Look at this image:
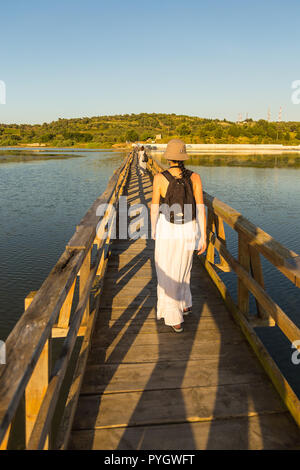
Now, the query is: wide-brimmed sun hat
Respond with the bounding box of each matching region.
[163,139,189,161]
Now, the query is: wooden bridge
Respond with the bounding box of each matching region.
[1,153,300,450]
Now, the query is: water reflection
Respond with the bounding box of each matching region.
[0,150,125,339]
[156,152,300,168]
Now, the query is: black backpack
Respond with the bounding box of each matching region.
[143,152,148,163]
[160,169,196,224]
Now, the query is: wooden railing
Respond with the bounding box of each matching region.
[0,152,133,450]
[147,156,300,427]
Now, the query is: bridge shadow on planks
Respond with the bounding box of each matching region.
[68,159,300,450]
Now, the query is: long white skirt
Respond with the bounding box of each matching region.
[154,214,197,326]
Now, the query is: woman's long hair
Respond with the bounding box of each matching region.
[170,160,190,179]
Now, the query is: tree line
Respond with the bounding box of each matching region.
[1,113,300,147]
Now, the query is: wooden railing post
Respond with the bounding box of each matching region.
[79,249,91,326]
[237,233,251,317]
[249,246,274,324]
[214,215,231,272]
[206,208,215,264]
[24,291,51,449]
[0,425,11,450]
[56,279,76,329]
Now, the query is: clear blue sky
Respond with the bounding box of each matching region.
[1,0,300,124]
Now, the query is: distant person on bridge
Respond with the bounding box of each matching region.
[138,145,147,176]
[151,139,207,333]
[133,144,139,157]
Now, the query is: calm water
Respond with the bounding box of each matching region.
[0,149,125,339]
[1,152,300,394]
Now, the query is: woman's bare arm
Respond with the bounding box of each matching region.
[191,173,207,255]
[150,173,161,239]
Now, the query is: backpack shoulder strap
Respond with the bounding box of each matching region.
[184,169,193,179]
[161,170,175,183]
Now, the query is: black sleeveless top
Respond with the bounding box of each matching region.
[159,169,196,224]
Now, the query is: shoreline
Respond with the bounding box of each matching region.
[153,152,300,168]
[0,148,128,164]
[2,146,300,168]
[2,143,300,155]
[148,143,300,155]
[0,146,129,152]
[0,152,85,164]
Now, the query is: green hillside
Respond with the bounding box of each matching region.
[1,113,300,148]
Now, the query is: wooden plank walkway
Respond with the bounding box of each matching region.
[68,158,300,450]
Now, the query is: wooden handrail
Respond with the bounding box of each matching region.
[27,234,106,450]
[203,192,300,286]
[147,155,300,427]
[0,152,133,449]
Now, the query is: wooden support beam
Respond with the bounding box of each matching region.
[214,215,231,271]
[56,279,76,329]
[25,292,51,449]
[238,233,251,317]
[249,246,273,323]
[66,225,95,251]
[55,257,109,450]
[203,191,300,287]
[206,209,215,264]
[212,234,299,340]
[0,248,85,447]
[27,240,105,450]
[0,424,10,450]
[198,254,300,428]
[79,249,91,326]
[51,326,86,338]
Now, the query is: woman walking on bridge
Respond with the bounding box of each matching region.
[151,139,207,333]
[138,146,147,176]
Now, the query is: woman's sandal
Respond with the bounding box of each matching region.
[183,306,192,316]
[171,325,183,333]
